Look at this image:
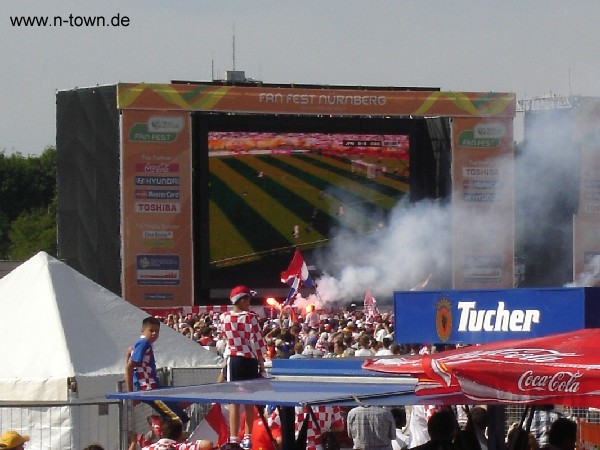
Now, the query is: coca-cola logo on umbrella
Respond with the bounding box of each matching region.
[517,370,582,393]
[363,328,600,408]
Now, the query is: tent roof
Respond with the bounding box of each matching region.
[0,252,221,402]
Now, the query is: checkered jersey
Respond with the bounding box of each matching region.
[270,405,342,450]
[218,310,266,359]
[141,438,206,449]
[131,336,159,391]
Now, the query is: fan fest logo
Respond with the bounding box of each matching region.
[129,116,184,143]
[436,298,453,342]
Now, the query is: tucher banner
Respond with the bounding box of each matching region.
[393,287,600,344]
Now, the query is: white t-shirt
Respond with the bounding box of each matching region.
[407,405,430,448]
[392,429,410,450]
[375,327,389,342]
[354,348,374,357]
[375,348,393,356]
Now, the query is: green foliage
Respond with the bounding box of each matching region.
[0,212,9,257]
[8,204,57,259]
[0,147,56,259]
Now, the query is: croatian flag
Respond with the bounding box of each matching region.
[189,403,230,446]
[280,248,315,305]
[410,273,432,291]
[364,289,378,318]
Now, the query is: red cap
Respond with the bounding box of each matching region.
[230,285,255,304]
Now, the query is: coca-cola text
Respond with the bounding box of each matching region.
[517,370,581,393]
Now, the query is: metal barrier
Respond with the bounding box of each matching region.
[0,401,121,450]
[169,366,222,387]
[123,366,223,448]
[505,405,600,427]
[0,367,223,450]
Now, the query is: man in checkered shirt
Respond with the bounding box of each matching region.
[219,285,268,450]
[347,405,395,450]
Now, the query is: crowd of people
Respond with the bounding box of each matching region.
[116,287,576,450]
[0,405,577,450]
[0,287,580,450]
[160,301,401,363]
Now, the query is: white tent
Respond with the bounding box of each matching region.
[0,251,222,402]
[0,251,222,449]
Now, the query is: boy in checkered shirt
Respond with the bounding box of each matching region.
[125,316,190,425]
[218,286,268,449]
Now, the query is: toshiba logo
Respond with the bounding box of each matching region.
[457,301,540,332]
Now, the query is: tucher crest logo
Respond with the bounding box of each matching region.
[436,297,453,342]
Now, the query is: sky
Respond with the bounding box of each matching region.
[3,1,600,156]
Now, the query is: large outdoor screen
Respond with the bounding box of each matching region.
[207,131,410,271]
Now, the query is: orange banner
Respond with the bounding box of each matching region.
[451,117,515,288]
[121,110,194,307]
[117,83,516,118]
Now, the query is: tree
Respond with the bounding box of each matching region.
[0,147,56,259]
[7,203,57,259]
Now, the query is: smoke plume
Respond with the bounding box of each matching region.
[308,104,591,305]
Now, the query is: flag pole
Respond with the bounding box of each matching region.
[313,283,324,305]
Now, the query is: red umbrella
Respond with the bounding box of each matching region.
[363,328,600,408]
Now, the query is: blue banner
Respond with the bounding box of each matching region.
[393,287,600,344]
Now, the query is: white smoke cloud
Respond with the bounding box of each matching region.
[515,106,581,286]
[313,198,453,304]
[565,255,600,287]
[305,103,595,305]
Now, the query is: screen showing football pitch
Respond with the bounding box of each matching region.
[208,131,410,269]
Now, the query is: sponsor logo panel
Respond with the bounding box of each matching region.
[148,116,185,133]
[129,116,185,142]
[135,176,180,186]
[143,231,174,239]
[474,122,506,139]
[463,180,501,190]
[135,163,180,173]
[457,301,540,332]
[136,254,180,286]
[517,370,582,393]
[435,298,453,342]
[135,202,180,213]
[462,167,499,177]
[463,254,503,282]
[129,123,178,142]
[143,239,174,248]
[135,189,180,200]
[144,293,175,301]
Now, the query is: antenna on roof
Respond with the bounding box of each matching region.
[211,52,215,81]
[232,22,236,71]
